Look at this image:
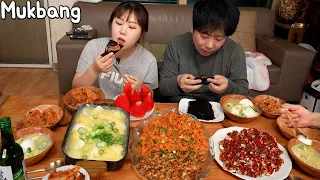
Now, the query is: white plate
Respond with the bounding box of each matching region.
[130,106,154,121]
[178,98,224,122]
[42,165,90,180]
[212,127,292,180]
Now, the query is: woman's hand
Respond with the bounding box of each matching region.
[278,104,313,128]
[123,75,141,91]
[92,52,114,73]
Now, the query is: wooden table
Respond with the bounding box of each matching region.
[0,95,318,180]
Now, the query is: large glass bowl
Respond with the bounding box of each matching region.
[129,108,213,179]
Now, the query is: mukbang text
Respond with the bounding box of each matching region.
[1,1,81,24]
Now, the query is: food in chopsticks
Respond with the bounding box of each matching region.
[101,40,123,56]
[219,128,284,178]
[48,165,85,180]
[135,112,209,180]
[26,108,57,126]
[67,87,102,108]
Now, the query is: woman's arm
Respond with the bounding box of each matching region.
[72,66,99,88]
[72,39,114,88]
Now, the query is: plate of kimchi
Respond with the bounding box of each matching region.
[43,165,89,180]
[252,95,285,119]
[212,127,292,180]
[62,86,105,112]
[25,104,63,129]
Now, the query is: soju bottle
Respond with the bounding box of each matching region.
[0,117,27,180]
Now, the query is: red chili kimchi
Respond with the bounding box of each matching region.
[219,128,284,178]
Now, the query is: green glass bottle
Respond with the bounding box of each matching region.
[0,117,27,180]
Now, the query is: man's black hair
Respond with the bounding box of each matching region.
[193,0,239,36]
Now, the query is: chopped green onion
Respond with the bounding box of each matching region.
[16,138,24,144]
[96,141,106,148]
[27,147,32,153]
[110,122,116,127]
[82,155,88,159]
[113,128,119,133]
[78,127,87,135]
[93,115,98,119]
[226,103,233,108]
[152,139,158,144]
[98,149,104,155]
[80,135,87,141]
[173,131,178,136]
[249,105,258,112]
[38,141,48,150]
[158,126,167,133]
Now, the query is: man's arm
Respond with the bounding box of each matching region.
[159,42,183,96]
[223,47,249,96]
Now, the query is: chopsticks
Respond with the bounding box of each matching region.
[0,95,9,108]
[285,111,299,131]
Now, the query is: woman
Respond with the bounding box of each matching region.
[72,1,158,99]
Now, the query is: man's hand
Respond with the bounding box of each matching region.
[92,52,114,73]
[123,75,141,91]
[177,74,202,93]
[207,75,228,94]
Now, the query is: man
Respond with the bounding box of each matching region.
[159,0,248,102]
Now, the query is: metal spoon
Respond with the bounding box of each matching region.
[286,112,312,146]
[27,160,65,174]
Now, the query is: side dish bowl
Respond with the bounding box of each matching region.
[253,95,285,119]
[14,127,54,166]
[220,94,262,123]
[288,138,320,178]
[62,86,105,112]
[25,104,63,129]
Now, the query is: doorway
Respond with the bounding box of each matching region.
[0,0,52,68]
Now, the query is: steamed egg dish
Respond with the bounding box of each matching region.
[224,99,259,118]
[64,106,128,161]
[16,133,52,159]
